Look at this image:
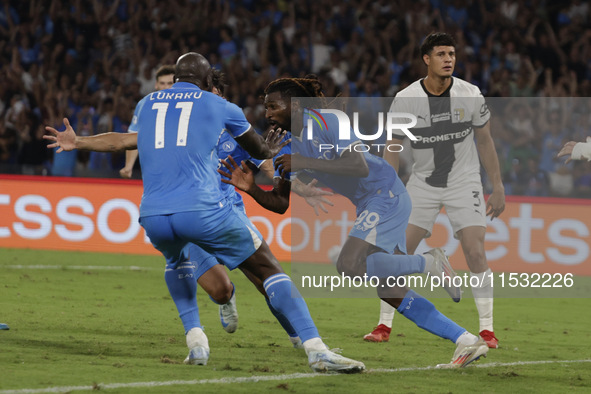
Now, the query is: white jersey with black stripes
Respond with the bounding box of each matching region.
[389,77,490,188]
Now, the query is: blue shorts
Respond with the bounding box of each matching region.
[140,204,263,271]
[182,244,220,280]
[350,189,411,254]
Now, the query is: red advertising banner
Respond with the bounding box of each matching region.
[1,176,590,276]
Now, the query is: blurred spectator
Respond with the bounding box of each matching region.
[0,122,18,167]
[503,158,529,196]
[0,0,588,199]
[539,109,568,174]
[523,158,550,197]
[573,161,591,198]
[19,124,50,175]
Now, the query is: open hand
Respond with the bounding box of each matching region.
[303,179,334,215]
[557,141,577,164]
[218,155,255,193]
[265,127,291,157]
[44,118,77,152]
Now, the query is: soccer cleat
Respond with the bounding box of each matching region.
[183,345,210,365]
[424,248,462,302]
[308,349,365,373]
[0,323,8,330]
[436,338,488,369]
[363,324,391,342]
[289,336,304,349]
[219,291,238,333]
[479,330,499,348]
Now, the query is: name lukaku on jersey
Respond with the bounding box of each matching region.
[148,91,204,101]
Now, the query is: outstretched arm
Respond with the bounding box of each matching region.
[558,137,591,163]
[292,178,334,215]
[44,118,138,152]
[234,127,291,160]
[219,156,290,214]
[261,159,334,215]
[274,150,369,178]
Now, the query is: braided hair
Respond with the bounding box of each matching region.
[265,75,326,106]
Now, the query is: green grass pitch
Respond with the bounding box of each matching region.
[1,248,590,393]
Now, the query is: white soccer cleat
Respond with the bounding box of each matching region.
[425,248,462,302]
[219,291,238,333]
[183,345,210,365]
[436,338,488,369]
[308,349,365,373]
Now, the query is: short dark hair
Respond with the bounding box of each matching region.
[420,32,456,57]
[155,65,175,80]
[211,68,226,96]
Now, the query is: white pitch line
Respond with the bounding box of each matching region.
[3,264,156,271]
[0,359,589,394]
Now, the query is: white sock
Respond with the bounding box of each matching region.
[378,299,396,328]
[455,331,479,346]
[302,337,328,355]
[186,327,209,350]
[422,253,435,274]
[471,269,494,332]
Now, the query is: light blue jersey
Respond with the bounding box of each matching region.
[131,82,251,217]
[293,110,405,211]
[293,110,409,254]
[186,130,291,279]
[216,131,264,210]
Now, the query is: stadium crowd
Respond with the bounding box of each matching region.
[1,0,591,197]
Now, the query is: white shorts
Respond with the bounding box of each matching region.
[406,175,486,238]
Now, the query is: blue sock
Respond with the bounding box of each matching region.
[367,253,425,277]
[265,297,297,337]
[396,290,466,343]
[164,262,200,334]
[263,273,319,342]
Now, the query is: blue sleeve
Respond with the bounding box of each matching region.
[128,97,147,133]
[247,157,266,168]
[224,101,251,138]
[322,111,360,157]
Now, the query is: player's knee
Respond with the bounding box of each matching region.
[464,247,487,268]
[336,256,364,278]
[209,284,233,304]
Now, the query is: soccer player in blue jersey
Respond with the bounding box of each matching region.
[187,68,331,348]
[45,52,365,373]
[258,76,489,368]
[120,65,176,179]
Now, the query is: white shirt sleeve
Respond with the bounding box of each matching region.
[571,137,591,161]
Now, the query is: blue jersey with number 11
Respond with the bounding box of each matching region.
[130,82,251,217]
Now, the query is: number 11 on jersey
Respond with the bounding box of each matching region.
[152,101,194,149]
